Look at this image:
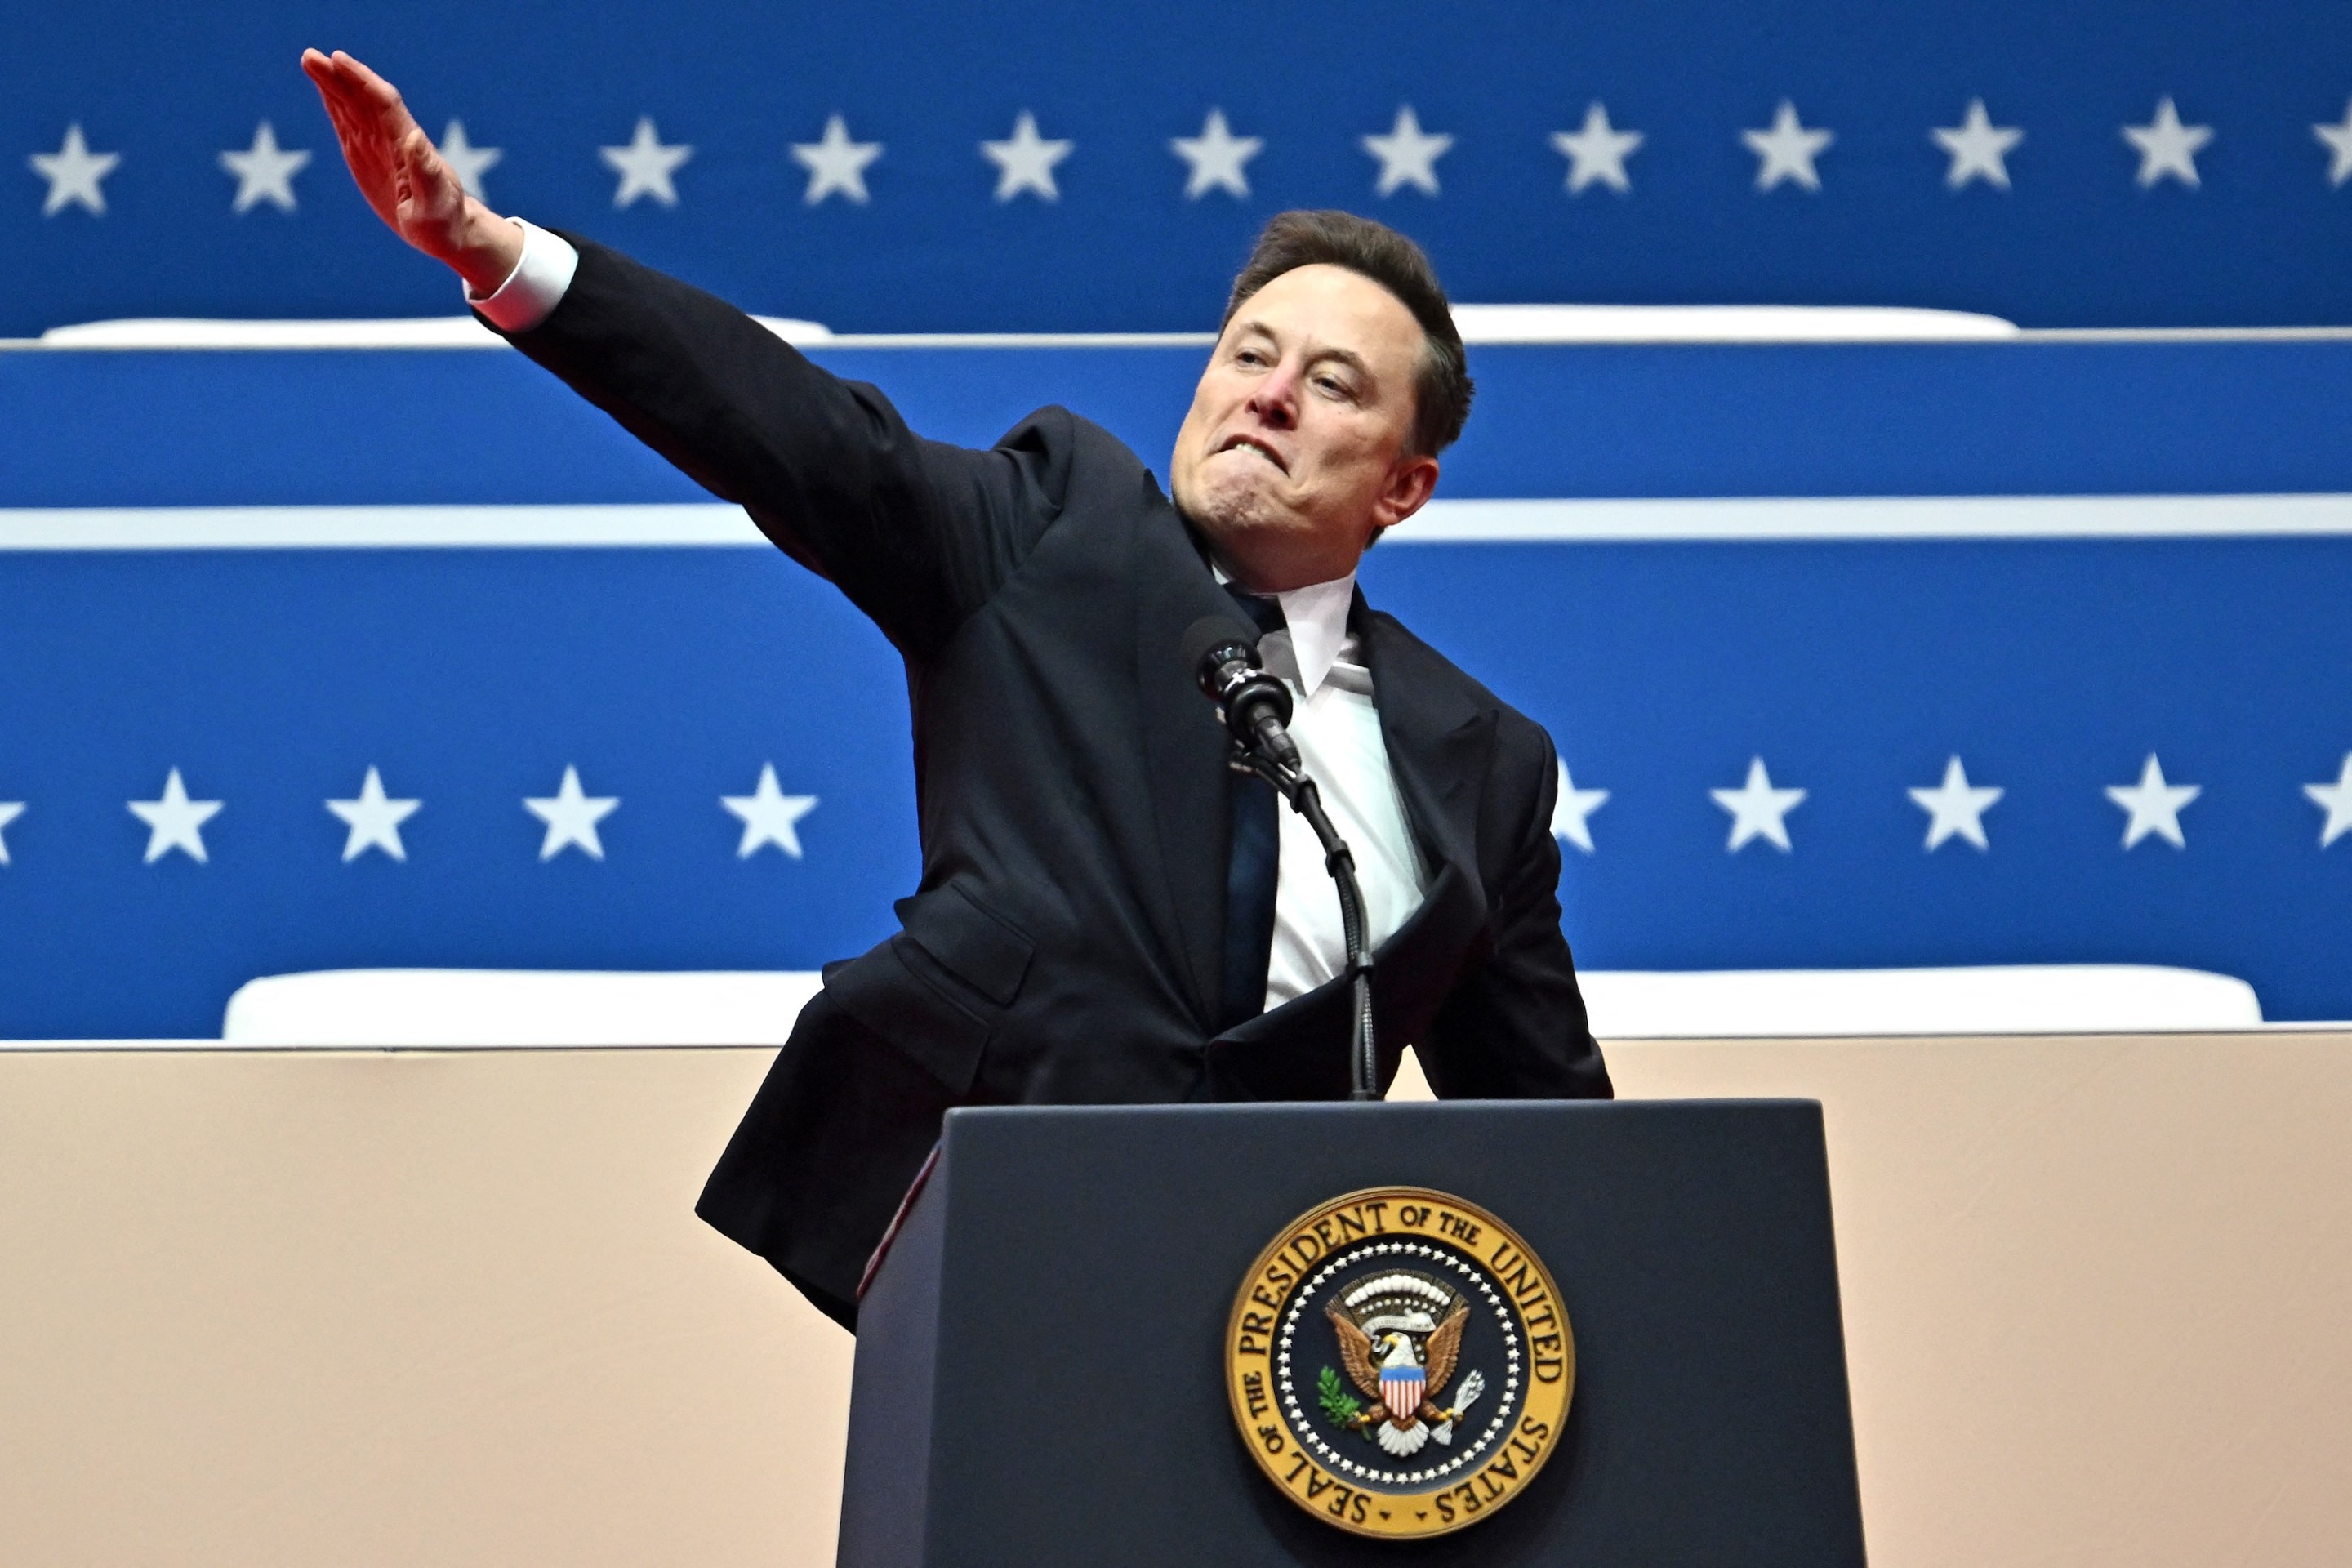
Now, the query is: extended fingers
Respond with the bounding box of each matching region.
[308,73,357,140]
[311,74,381,170]
[305,57,370,138]
[302,47,407,228]
[305,50,412,140]
[394,126,465,220]
[332,51,411,120]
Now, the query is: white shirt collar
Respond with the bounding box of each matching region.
[1213,564,1359,697]
[1272,573,1359,697]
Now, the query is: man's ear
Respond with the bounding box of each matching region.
[1370,453,1441,534]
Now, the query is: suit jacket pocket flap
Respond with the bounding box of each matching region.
[823,938,988,1096]
[893,884,1035,1007]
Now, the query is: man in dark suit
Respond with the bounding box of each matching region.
[307,49,1611,1330]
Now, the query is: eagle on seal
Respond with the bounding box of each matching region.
[1328,1290,1486,1458]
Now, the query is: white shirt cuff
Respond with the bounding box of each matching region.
[465,218,579,334]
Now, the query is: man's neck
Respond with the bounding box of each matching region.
[1201,540,1366,596]
[1174,500,1370,595]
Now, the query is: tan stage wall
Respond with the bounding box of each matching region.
[2,1033,2348,1566]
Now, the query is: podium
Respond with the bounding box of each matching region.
[839,1101,1864,1566]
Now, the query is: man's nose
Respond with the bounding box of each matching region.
[1245,361,1301,428]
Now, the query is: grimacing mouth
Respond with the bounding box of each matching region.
[1214,432,1290,474]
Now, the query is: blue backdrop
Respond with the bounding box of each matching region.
[6,335,2352,1036]
[6,0,2352,336]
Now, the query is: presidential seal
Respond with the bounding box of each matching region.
[1225,1187,1573,1539]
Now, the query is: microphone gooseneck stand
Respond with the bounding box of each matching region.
[1228,745,1379,1102]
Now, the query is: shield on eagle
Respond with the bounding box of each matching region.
[1379,1357,1425,1419]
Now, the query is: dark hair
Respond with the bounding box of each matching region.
[1222,210,1473,458]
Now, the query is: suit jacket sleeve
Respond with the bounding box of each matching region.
[1419,725,1615,1100]
[488,233,1064,660]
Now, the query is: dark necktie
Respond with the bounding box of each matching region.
[1219,586,1285,1031]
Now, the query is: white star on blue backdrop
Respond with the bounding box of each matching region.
[1549,762,1610,853]
[129,770,222,865]
[723,764,820,858]
[792,115,883,205]
[1932,100,2022,191]
[599,117,692,208]
[2106,755,2199,849]
[2315,102,2352,188]
[1170,109,1261,199]
[2301,754,2352,847]
[1909,756,2003,850]
[30,123,118,216]
[220,122,310,213]
[1744,101,1833,192]
[982,112,1072,202]
[1551,104,1642,194]
[1713,758,1806,852]
[327,768,422,862]
[2124,98,2211,189]
[1362,107,1451,197]
[526,766,620,860]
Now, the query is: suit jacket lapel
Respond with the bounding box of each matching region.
[1356,595,1493,893]
[1132,499,1243,1028]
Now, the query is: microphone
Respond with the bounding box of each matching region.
[1180,612,1380,1100]
[1181,616,1301,772]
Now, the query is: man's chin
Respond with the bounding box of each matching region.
[1180,474,1286,538]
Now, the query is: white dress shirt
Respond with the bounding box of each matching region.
[1234,575,1429,1009]
[467,228,1430,1013]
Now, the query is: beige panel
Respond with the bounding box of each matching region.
[2,1036,2350,1566]
[0,1048,850,1568]
[1609,1035,2352,1568]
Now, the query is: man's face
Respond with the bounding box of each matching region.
[1169,264,1441,592]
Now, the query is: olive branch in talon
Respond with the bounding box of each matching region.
[1316,1365,1366,1428]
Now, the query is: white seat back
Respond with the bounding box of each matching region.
[222,969,825,1046]
[1578,965,2260,1038]
[220,964,2260,1047]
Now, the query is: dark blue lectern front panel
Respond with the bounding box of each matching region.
[844,1100,1863,1566]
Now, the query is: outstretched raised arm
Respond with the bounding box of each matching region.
[301,49,522,296]
[297,47,1062,660]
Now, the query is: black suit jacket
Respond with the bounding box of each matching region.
[497,236,1611,1329]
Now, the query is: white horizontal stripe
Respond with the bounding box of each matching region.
[37,317,510,350]
[2013,326,2352,343]
[20,303,2019,351]
[19,319,2352,354]
[28,315,831,350]
[817,332,1217,349]
[1446,303,2016,342]
[12,318,1207,352]
[0,504,764,549]
[0,1037,797,1052]
[17,1022,2352,1049]
[1396,493,2352,542]
[8,494,2352,550]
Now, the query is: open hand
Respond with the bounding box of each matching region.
[301,48,522,294]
